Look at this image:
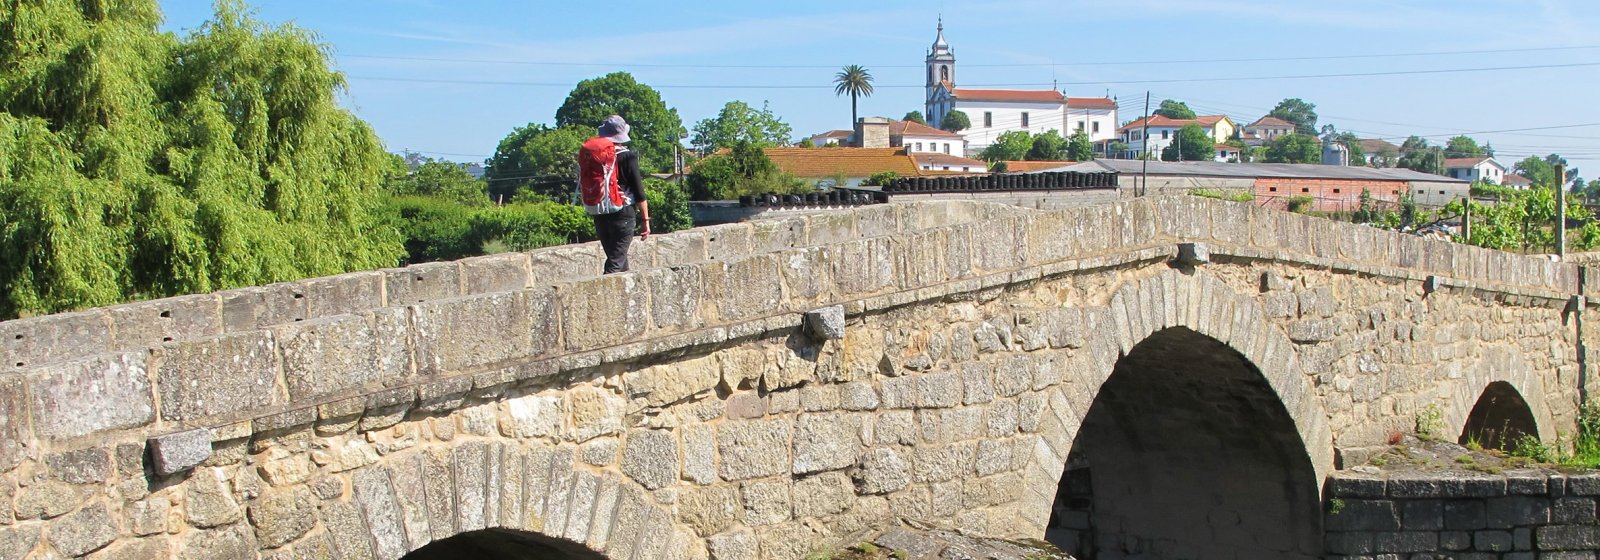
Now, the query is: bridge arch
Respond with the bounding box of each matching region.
[1023,270,1331,557]
[1443,347,1554,448]
[312,439,682,560]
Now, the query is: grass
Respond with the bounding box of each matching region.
[1190,188,1254,203]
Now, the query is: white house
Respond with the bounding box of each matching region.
[1242,116,1296,146]
[890,119,964,155]
[806,130,852,147]
[913,152,987,174]
[1444,157,1506,184]
[1115,115,1237,161]
[921,21,1116,156]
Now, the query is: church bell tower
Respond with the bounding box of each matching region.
[925,18,955,126]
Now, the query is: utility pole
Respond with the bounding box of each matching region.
[1462,196,1472,242]
[1139,92,1151,196]
[1558,164,1568,258]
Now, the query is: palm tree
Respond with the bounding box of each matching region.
[833,65,875,128]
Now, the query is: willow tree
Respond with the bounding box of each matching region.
[0,0,402,318]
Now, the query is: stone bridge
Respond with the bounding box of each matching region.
[0,197,1593,560]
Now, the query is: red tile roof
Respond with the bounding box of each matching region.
[1067,97,1117,109]
[760,147,923,178]
[951,88,1065,103]
[1445,157,1492,168]
[1503,173,1533,185]
[998,160,1076,172]
[915,153,988,169]
[1246,116,1295,129]
[890,120,961,138]
[1117,115,1231,133]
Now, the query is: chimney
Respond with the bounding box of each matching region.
[854,117,891,148]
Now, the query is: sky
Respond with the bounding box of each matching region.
[159,0,1600,179]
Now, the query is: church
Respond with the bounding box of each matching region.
[923,21,1119,157]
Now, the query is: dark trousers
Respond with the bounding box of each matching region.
[593,205,636,274]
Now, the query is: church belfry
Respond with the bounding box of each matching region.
[925,18,955,126]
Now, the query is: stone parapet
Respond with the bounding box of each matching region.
[1325,471,1600,558]
[0,196,1592,456]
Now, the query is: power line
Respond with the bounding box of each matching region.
[347,60,1600,89]
[338,44,1600,70]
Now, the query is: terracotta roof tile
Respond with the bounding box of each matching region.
[1445,157,1492,168]
[1066,97,1117,109]
[1118,115,1230,133]
[890,120,961,138]
[1246,116,1295,129]
[1503,174,1532,185]
[761,147,923,178]
[951,88,1065,103]
[998,160,1076,172]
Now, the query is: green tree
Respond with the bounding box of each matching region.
[1027,130,1067,161]
[0,1,402,318]
[1162,124,1214,162]
[940,110,971,132]
[978,131,1034,162]
[902,111,925,125]
[643,179,693,233]
[689,100,792,153]
[1154,99,1197,120]
[833,65,875,128]
[1263,133,1321,163]
[1444,135,1486,158]
[1513,154,1578,189]
[385,157,488,207]
[685,141,805,200]
[554,72,685,173]
[1067,130,1095,161]
[485,124,587,198]
[1106,140,1131,159]
[1397,136,1446,175]
[1268,98,1319,135]
[797,138,815,148]
[864,171,899,186]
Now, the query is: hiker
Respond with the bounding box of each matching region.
[577,115,651,274]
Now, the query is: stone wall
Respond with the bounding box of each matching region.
[0,196,1596,559]
[1325,472,1600,558]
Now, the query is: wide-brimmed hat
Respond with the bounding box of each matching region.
[598,115,631,143]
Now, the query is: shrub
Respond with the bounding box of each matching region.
[1285,195,1315,214]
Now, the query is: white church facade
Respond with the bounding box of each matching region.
[922,22,1119,157]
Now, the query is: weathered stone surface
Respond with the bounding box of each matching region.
[149,429,212,476]
[792,413,857,475]
[792,472,854,518]
[178,524,257,560]
[46,503,116,557]
[740,479,791,526]
[853,448,910,494]
[411,289,557,375]
[156,331,279,421]
[126,497,169,537]
[803,306,846,341]
[186,467,242,528]
[248,486,315,549]
[27,352,154,439]
[567,386,624,442]
[0,526,37,560]
[706,528,757,560]
[500,394,563,439]
[679,485,741,537]
[275,310,409,402]
[45,448,112,485]
[682,425,718,485]
[717,419,792,481]
[562,273,647,351]
[16,479,80,520]
[625,355,720,408]
[352,466,407,560]
[621,429,679,490]
[320,500,375,560]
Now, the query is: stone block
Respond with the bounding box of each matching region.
[1176,242,1210,265]
[527,243,605,284]
[319,500,374,560]
[411,288,558,375]
[248,485,316,549]
[352,466,408,560]
[1554,497,1597,524]
[1445,499,1487,530]
[45,447,111,485]
[740,479,791,526]
[621,430,679,490]
[1288,319,1337,343]
[792,413,857,475]
[27,352,154,440]
[1537,525,1600,551]
[275,310,410,402]
[644,265,703,331]
[384,261,459,305]
[1373,530,1438,553]
[218,284,306,333]
[106,293,222,349]
[803,305,845,342]
[148,428,212,476]
[717,419,792,481]
[1400,499,1444,530]
[752,216,807,254]
[1488,496,1551,528]
[0,378,29,471]
[624,355,720,408]
[295,271,385,318]
[835,238,894,296]
[1326,499,1400,531]
[561,273,647,352]
[1,310,111,370]
[45,503,116,557]
[459,252,532,295]
[706,528,757,560]
[702,255,783,323]
[155,331,278,421]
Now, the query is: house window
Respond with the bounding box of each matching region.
[943,144,950,154]
[1022,112,1030,128]
[1439,190,1446,195]
[943,166,950,170]
[1162,130,1170,140]
[1093,122,1100,133]
[915,143,922,151]
[1077,122,1085,131]
[984,112,993,127]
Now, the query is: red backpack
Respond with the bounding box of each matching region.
[577,137,632,215]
